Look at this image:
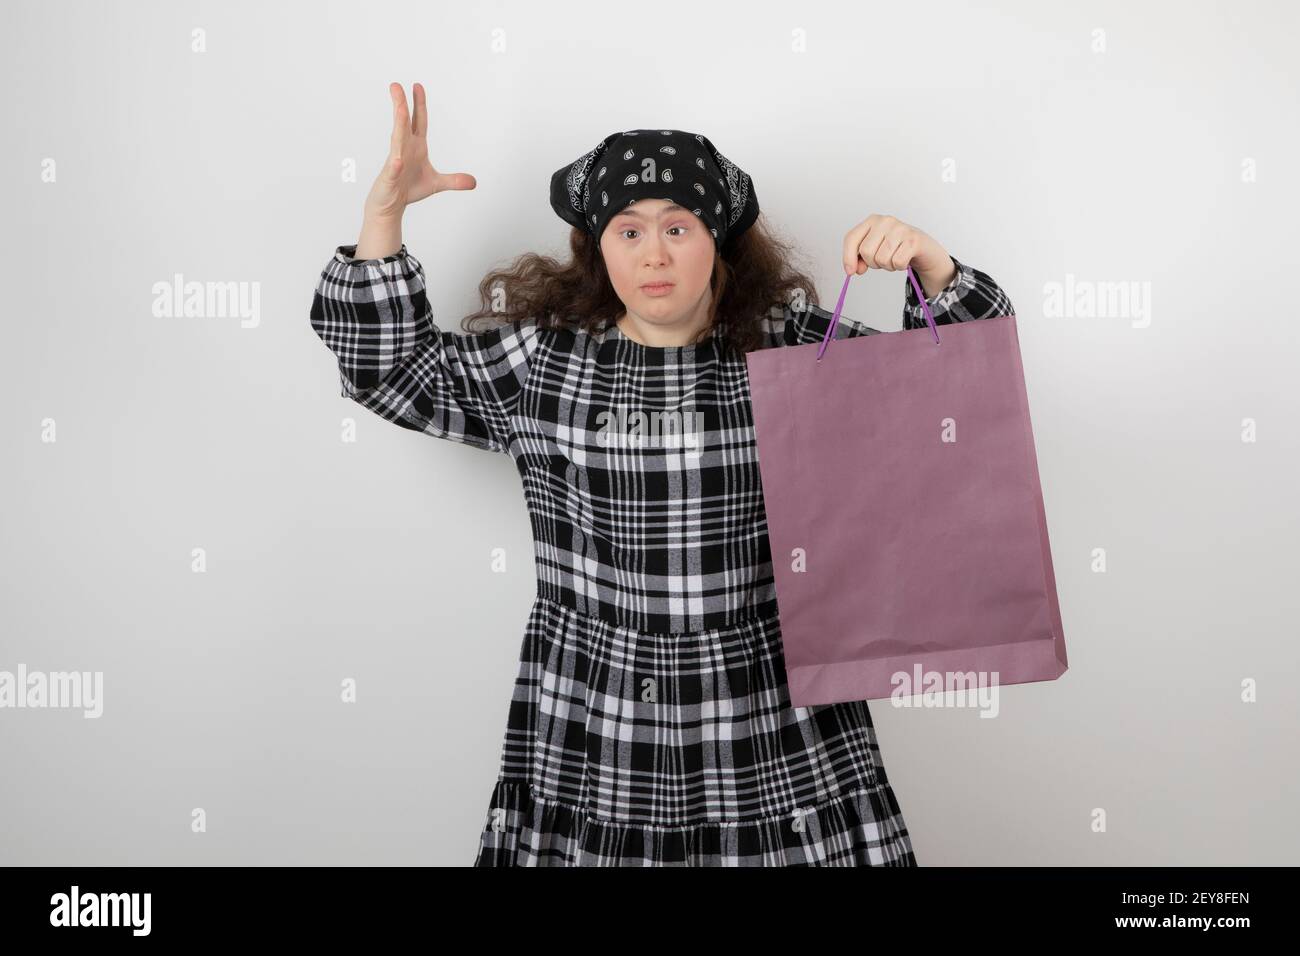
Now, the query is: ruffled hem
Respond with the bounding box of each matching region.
[473,778,917,867]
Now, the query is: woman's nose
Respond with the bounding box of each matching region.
[641,236,668,264]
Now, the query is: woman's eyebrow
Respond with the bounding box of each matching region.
[616,204,689,219]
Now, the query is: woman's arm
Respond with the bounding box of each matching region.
[310,242,538,454]
[781,211,1016,345]
[309,82,538,454]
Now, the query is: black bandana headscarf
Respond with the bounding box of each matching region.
[549,128,760,249]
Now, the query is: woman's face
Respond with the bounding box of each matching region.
[599,198,717,334]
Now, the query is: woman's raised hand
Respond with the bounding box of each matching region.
[363,82,477,224]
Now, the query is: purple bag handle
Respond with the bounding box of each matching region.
[816,265,940,362]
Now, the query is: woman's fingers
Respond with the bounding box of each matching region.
[868,226,916,271]
[377,81,473,204]
[843,215,917,274]
[889,233,916,270]
[439,171,477,192]
[861,217,896,272]
[432,171,476,191]
[864,229,895,270]
[843,218,873,274]
[412,82,427,138]
[388,82,410,160]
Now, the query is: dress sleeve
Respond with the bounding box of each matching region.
[777,300,885,346]
[777,254,1015,346]
[901,254,1016,330]
[310,243,539,454]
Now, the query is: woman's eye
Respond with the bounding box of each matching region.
[619,224,685,239]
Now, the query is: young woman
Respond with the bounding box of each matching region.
[310,83,1016,866]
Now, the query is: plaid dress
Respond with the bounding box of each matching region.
[310,243,1015,866]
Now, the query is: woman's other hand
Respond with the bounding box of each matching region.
[841,214,956,298]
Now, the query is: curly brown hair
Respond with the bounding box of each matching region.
[458,213,822,356]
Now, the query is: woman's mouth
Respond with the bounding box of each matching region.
[641,282,675,297]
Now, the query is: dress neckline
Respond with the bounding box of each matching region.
[603,320,722,357]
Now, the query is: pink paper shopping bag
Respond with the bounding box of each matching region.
[745,268,1067,707]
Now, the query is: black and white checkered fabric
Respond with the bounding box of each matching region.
[310,244,1015,866]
